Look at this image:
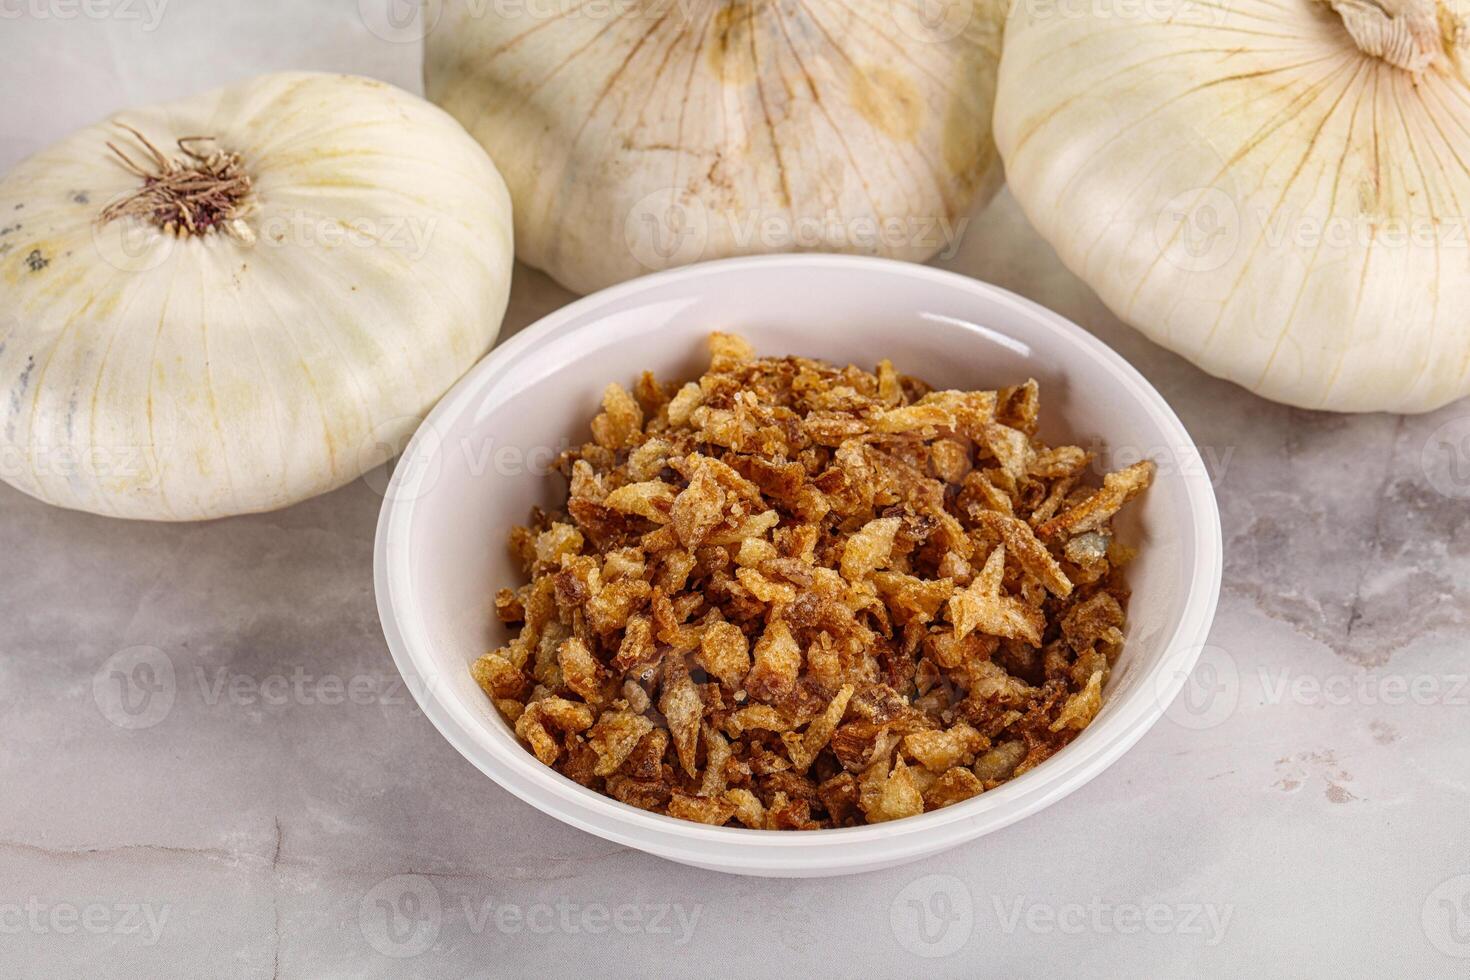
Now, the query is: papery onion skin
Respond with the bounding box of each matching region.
[424,0,1006,295]
[0,72,514,520]
[994,0,1470,413]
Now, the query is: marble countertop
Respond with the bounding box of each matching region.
[3,3,1468,977]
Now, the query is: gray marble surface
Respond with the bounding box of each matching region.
[3,3,1469,978]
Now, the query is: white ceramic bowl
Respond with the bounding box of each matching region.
[374,255,1222,878]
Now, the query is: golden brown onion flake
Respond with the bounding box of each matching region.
[471,333,1154,829]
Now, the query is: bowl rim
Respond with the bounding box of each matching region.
[374,254,1223,873]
